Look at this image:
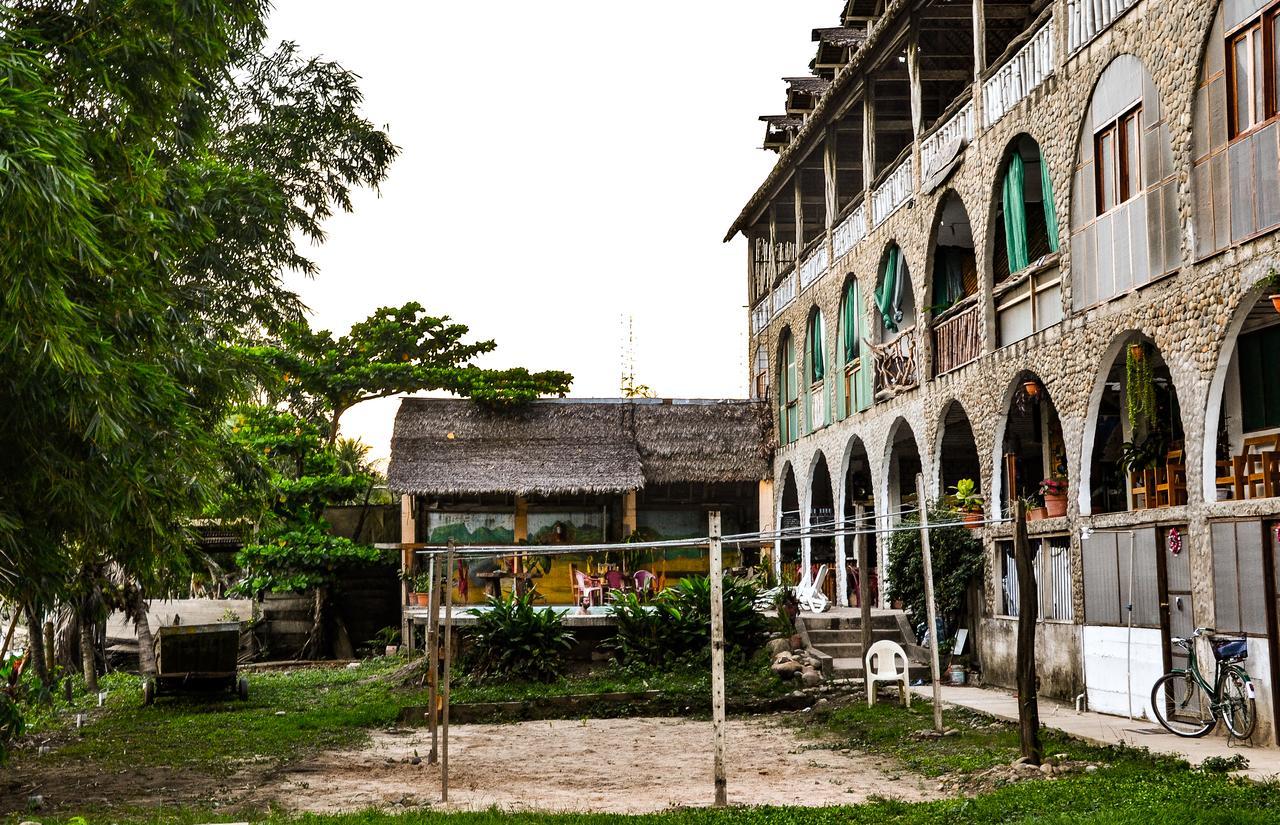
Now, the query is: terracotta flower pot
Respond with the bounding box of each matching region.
[1271,294,1280,313]
[962,511,984,529]
[1043,492,1068,518]
[1028,507,1048,522]
[412,592,429,607]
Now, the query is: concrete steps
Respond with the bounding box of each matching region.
[799,611,930,681]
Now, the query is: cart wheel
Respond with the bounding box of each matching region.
[142,678,156,707]
[237,676,249,701]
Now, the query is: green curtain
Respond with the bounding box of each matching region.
[841,282,859,363]
[808,315,825,382]
[934,247,964,312]
[1040,150,1059,253]
[875,246,900,332]
[1002,152,1030,273]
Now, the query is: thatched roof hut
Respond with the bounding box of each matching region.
[387,398,772,497]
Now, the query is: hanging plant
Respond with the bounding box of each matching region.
[1126,341,1156,434]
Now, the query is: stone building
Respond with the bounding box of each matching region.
[727,0,1280,741]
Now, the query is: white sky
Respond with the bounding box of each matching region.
[267,1,830,461]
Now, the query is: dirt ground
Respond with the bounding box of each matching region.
[265,716,943,814]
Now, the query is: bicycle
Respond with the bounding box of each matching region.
[1150,627,1256,739]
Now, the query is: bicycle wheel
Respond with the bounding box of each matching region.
[1220,668,1257,739]
[1151,672,1215,737]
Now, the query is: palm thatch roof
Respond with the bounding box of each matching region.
[388,398,772,497]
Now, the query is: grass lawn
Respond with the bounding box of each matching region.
[5,662,1278,824]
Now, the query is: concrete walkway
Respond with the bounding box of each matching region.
[911,684,1280,781]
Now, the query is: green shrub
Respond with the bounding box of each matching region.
[886,506,983,632]
[609,575,766,668]
[460,593,576,682]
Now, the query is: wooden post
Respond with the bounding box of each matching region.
[708,512,727,807]
[442,541,455,803]
[1013,499,1043,763]
[915,474,944,733]
[972,0,987,128]
[400,495,415,649]
[855,504,872,688]
[426,554,440,765]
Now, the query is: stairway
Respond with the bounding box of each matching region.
[799,612,931,682]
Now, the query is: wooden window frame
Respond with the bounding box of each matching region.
[1094,104,1143,215]
[1226,4,1280,141]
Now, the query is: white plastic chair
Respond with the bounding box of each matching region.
[865,639,911,707]
[796,564,830,613]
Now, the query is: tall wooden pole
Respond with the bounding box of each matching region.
[855,504,872,689]
[426,554,440,765]
[708,512,727,807]
[1013,499,1043,763]
[915,475,944,733]
[442,541,455,803]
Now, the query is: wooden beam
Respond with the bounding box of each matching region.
[709,512,727,807]
[923,4,1025,18]
[915,475,944,734]
[973,0,988,77]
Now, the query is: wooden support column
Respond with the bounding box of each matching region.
[768,204,779,280]
[426,554,440,764]
[855,505,872,680]
[709,512,727,807]
[514,496,529,583]
[758,479,775,574]
[862,88,876,197]
[622,490,638,538]
[824,123,839,238]
[793,174,805,254]
[972,0,987,127]
[441,541,455,802]
[1013,499,1043,763]
[399,495,416,649]
[915,475,944,733]
[907,16,924,191]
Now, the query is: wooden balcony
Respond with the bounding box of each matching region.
[869,326,918,399]
[932,296,982,376]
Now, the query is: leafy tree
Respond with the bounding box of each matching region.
[251,303,574,444]
[886,507,985,636]
[0,1,395,683]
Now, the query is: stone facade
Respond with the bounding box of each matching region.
[734,0,1280,742]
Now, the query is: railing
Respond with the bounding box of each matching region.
[772,269,797,317]
[869,327,918,398]
[931,297,982,376]
[751,300,771,335]
[809,381,825,428]
[982,20,1055,128]
[872,156,913,226]
[920,101,974,178]
[799,245,829,290]
[833,202,867,259]
[1068,0,1138,53]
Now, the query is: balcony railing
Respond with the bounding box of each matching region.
[982,20,1055,128]
[872,156,913,226]
[751,300,771,335]
[931,296,982,376]
[833,202,867,259]
[1068,0,1137,53]
[869,327,918,399]
[772,269,797,317]
[921,100,974,179]
[799,245,829,291]
[809,381,825,427]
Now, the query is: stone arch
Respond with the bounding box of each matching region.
[1079,330,1191,515]
[991,370,1068,518]
[882,417,923,521]
[778,460,802,573]
[927,190,981,377]
[808,451,837,593]
[936,398,983,502]
[1202,277,1280,501]
[840,433,878,606]
[1069,54,1178,310]
[987,133,1064,347]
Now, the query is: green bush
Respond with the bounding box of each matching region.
[460,593,576,682]
[886,506,983,632]
[609,575,766,668]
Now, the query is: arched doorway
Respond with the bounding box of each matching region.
[938,400,982,501]
[886,418,923,519]
[930,192,981,376]
[809,453,836,602]
[778,464,801,579]
[843,437,877,608]
[997,373,1067,517]
[1086,335,1186,514]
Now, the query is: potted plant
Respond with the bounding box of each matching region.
[1261,267,1280,313]
[409,570,432,606]
[948,478,985,528]
[1039,478,1068,518]
[1024,495,1048,522]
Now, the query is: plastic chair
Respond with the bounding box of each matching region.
[633,570,657,598]
[796,564,830,613]
[865,639,911,708]
[571,567,604,607]
[603,568,626,592]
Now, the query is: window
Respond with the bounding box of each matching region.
[779,332,798,444]
[1238,323,1280,431]
[752,345,768,400]
[999,536,1074,621]
[839,281,872,417]
[1094,105,1142,213]
[1227,7,1280,138]
[805,312,826,430]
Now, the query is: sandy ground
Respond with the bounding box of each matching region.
[268,716,943,814]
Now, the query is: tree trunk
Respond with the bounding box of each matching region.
[79,597,99,694]
[1013,499,1042,764]
[350,480,375,542]
[132,591,158,679]
[23,602,49,691]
